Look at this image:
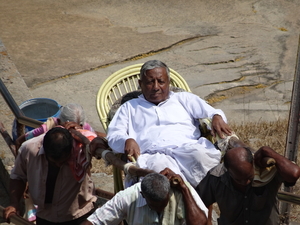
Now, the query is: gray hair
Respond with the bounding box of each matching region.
[139,60,170,79]
[59,103,86,126]
[141,173,170,202]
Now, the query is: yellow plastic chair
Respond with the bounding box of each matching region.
[96,63,191,193]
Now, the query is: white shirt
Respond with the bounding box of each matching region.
[107,91,227,154]
[87,182,208,225]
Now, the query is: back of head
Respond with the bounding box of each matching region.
[59,103,86,126]
[141,173,170,202]
[140,60,170,79]
[43,127,73,160]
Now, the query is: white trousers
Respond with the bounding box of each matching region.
[136,137,221,187]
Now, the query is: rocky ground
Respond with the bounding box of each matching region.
[1,0,300,224]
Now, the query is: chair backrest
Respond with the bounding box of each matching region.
[96,63,191,131]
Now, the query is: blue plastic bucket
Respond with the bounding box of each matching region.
[12,98,61,141]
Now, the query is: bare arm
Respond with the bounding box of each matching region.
[89,136,110,157]
[254,146,300,184]
[160,168,207,225]
[178,179,207,225]
[4,179,26,221]
[15,134,26,151]
[95,131,106,138]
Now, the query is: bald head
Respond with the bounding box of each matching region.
[224,147,254,188]
[224,147,253,168]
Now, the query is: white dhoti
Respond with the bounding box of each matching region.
[136,137,221,187]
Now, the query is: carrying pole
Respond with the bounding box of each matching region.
[279,35,300,224]
[0,206,34,225]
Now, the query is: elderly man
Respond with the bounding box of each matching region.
[196,146,300,225]
[81,168,208,225]
[4,127,97,225]
[107,59,232,187]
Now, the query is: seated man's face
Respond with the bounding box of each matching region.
[139,67,170,105]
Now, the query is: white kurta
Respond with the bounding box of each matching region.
[108,91,226,187]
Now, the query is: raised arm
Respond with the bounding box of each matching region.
[254,146,300,184]
[160,168,207,225]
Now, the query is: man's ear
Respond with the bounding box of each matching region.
[140,191,145,198]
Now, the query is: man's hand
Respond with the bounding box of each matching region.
[255,146,300,184]
[63,121,82,130]
[254,146,276,168]
[89,137,109,158]
[160,168,186,190]
[3,206,17,223]
[160,168,208,225]
[125,138,140,161]
[211,114,232,138]
[160,167,176,177]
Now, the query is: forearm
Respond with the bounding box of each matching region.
[15,135,26,150]
[180,185,207,225]
[9,179,26,209]
[69,129,91,145]
[257,147,300,183]
[273,154,300,183]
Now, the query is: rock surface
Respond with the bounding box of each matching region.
[1,0,300,224]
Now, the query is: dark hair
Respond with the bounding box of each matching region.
[224,147,253,168]
[140,60,170,79]
[141,173,170,202]
[43,127,73,160]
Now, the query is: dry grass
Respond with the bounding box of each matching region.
[231,118,289,155]
[91,158,113,174]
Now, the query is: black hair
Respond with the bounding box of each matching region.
[43,127,73,160]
